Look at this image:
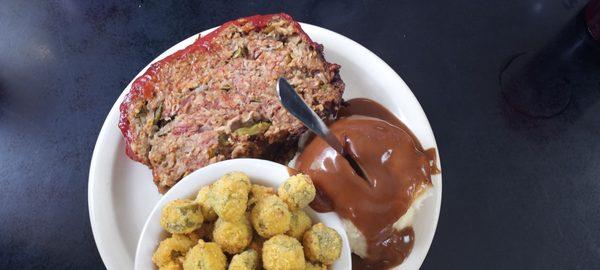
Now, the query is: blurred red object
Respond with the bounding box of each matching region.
[587,0,600,41]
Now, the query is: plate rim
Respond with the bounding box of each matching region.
[88,22,442,270]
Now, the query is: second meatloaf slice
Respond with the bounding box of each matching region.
[119,13,345,193]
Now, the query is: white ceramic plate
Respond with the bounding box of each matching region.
[88,23,442,270]
[134,158,352,270]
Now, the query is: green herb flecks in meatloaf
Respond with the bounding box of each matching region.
[119,13,345,193]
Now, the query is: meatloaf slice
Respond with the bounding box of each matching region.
[119,13,344,193]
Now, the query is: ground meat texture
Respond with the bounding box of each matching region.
[119,13,345,193]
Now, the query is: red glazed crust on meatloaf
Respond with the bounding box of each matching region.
[119,13,344,193]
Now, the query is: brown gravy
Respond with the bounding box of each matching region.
[295,98,438,269]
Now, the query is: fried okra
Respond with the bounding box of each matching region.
[248,184,275,207]
[191,222,215,242]
[250,195,291,238]
[262,235,305,270]
[160,261,182,270]
[228,249,259,270]
[195,186,218,222]
[211,172,251,221]
[286,210,312,240]
[213,217,253,254]
[160,199,204,234]
[152,234,196,268]
[155,171,343,269]
[303,223,342,265]
[304,262,327,270]
[182,240,227,270]
[277,174,316,210]
[248,232,266,255]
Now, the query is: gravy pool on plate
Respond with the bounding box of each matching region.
[295,98,440,270]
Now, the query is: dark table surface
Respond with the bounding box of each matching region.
[1,0,599,269]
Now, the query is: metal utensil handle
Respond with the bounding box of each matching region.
[276,78,346,155]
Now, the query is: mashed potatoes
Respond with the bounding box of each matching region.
[344,189,430,259]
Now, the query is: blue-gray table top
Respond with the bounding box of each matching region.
[1,1,598,269]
